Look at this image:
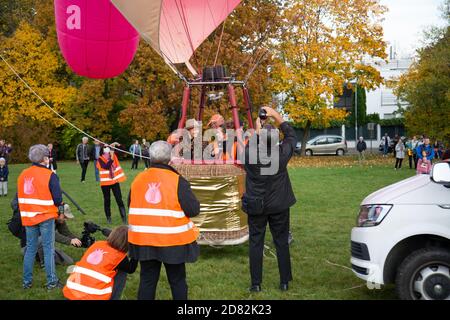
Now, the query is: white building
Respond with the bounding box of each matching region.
[365,55,413,120]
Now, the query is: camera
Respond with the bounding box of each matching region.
[258,108,268,120]
[81,221,110,248]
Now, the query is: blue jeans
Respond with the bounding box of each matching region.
[23,219,58,286]
[383,144,388,155]
[94,160,100,182]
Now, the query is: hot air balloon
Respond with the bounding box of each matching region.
[109,0,258,246]
[54,0,139,79]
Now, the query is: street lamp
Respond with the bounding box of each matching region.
[350,78,358,147]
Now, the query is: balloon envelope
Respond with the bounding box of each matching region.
[54,0,139,79]
[111,0,241,65]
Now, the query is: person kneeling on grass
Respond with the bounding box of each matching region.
[8,197,82,266]
[63,225,137,300]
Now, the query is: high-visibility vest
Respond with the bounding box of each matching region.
[96,154,126,186]
[128,168,199,247]
[63,241,126,300]
[17,166,58,226]
[223,141,238,161]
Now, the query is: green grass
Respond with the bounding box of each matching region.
[0,159,415,300]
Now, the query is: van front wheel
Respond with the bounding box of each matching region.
[396,248,450,300]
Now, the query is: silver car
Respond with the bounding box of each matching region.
[303,135,348,156]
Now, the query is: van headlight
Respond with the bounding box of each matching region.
[357,205,392,227]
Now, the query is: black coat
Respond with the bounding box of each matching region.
[243,122,297,214]
[356,141,367,152]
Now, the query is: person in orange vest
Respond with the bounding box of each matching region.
[96,146,127,224]
[17,144,64,290]
[128,141,200,300]
[63,225,138,300]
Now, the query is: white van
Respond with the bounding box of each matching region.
[350,162,450,300]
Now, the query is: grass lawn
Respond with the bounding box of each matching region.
[0,156,415,300]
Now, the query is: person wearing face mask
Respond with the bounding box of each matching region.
[96,145,127,224]
[17,144,64,290]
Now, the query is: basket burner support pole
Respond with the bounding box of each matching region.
[178,85,191,129]
[197,85,206,123]
[242,86,254,129]
[227,84,241,130]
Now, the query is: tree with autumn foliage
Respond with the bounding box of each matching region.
[271,0,387,155]
[0,21,76,161]
[395,8,450,146]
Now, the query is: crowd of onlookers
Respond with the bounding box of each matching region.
[356,134,449,175]
[0,139,13,197]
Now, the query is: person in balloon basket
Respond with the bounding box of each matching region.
[96,145,127,224]
[63,225,138,300]
[242,106,297,293]
[18,144,64,290]
[128,141,200,300]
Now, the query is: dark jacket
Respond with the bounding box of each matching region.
[91,144,102,161]
[48,148,57,170]
[0,165,8,182]
[76,143,90,162]
[356,141,367,152]
[128,163,201,264]
[9,195,74,247]
[243,122,297,214]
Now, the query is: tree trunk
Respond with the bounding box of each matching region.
[301,120,312,156]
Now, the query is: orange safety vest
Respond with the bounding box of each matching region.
[96,154,126,186]
[223,141,238,161]
[128,168,199,247]
[17,166,58,226]
[63,241,126,300]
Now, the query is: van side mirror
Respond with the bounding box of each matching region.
[431,162,450,185]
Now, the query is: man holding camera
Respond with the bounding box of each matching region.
[10,197,83,266]
[242,106,297,293]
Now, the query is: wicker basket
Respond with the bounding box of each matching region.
[172,163,248,245]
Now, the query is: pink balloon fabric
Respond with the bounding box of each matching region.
[54,0,139,79]
[111,0,242,65]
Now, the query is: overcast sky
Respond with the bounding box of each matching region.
[380,0,447,57]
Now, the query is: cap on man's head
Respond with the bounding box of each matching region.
[185,118,199,130]
[103,147,111,153]
[62,204,74,219]
[207,114,224,127]
[0,157,5,163]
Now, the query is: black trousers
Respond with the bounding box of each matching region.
[101,183,125,218]
[144,158,150,169]
[248,209,292,285]
[131,157,139,169]
[138,260,187,300]
[80,160,89,181]
[413,154,418,169]
[395,158,403,169]
[110,271,127,300]
[408,155,413,169]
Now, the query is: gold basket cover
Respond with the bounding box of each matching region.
[172,164,248,245]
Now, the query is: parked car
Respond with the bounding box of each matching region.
[301,135,347,156]
[350,162,450,300]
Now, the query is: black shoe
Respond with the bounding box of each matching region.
[46,281,64,290]
[280,283,289,291]
[106,216,112,224]
[119,207,127,224]
[249,285,261,292]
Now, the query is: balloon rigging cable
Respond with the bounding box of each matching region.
[0,53,153,160]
